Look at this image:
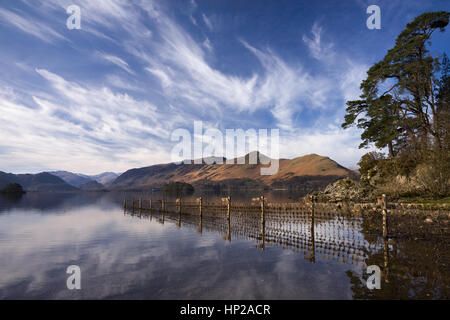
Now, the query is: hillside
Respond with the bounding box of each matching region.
[109,152,355,190]
[0,171,78,192]
[50,171,92,186]
[91,172,120,185]
[50,171,120,186]
[78,180,105,191]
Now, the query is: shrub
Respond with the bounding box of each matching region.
[0,183,25,194]
[416,149,450,198]
[358,152,385,176]
[394,151,420,177]
[162,182,194,197]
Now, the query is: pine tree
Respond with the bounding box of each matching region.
[342,11,449,154]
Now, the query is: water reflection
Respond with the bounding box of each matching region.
[125,201,450,299]
[0,193,448,299]
[0,192,24,204]
[124,206,373,268]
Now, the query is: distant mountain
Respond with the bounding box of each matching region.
[90,172,120,185]
[1,153,354,192]
[50,171,92,186]
[109,152,355,190]
[78,180,105,191]
[50,171,120,186]
[0,171,78,192]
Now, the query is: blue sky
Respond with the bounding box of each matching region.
[0,0,449,174]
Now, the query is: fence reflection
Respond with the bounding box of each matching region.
[123,197,450,298]
[124,197,449,269]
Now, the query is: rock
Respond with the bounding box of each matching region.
[317,177,370,201]
[424,217,433,223]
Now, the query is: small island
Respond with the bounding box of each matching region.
[0,183,26,194]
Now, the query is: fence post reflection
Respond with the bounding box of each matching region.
[382,194,388,238]
[198,215,202,235]
[121,195,449,271]
[383,238,390,283]
[309,195,316,263]
[198,197,203,218]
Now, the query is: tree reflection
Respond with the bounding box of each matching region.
[346,215,450,299]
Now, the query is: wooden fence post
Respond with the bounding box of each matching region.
[150,198,152,210]
[123,199,126,209]
[310,195,316,219]
[139,198,142,210]
[382,194,388,238]
[162,198,165,213]
[222,197,231,220]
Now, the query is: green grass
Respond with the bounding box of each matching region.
[397,196,450,204]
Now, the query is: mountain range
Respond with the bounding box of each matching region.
[0,170,119,192]
[0,171,78,192]
[109,152,356,191]
[0,152,356,192]
[49,171,120,186]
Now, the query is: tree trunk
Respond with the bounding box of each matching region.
[388,141,395,158]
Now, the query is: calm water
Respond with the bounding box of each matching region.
[0,192,448,299]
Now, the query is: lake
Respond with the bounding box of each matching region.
[0,192,448,299]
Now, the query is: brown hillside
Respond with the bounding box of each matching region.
[109,152,353,190]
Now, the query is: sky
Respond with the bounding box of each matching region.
[0,0,449,174]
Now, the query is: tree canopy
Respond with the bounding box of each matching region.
[0,183,26,194]
[342,11,450,157]
[162,182,195,197]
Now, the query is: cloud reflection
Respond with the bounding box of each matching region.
[0,198,355,299]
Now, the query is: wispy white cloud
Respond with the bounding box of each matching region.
[145,68,172,88]
[203,37,213,52]
[0,7,68,43]
[281,126,373,169]
[240,40,333,130]
[126,6,336,131]
[302,22,334,61]
[0,1,373,173]
[97,52,135,75]
[188,0,198,26]
[0,69,183,173]
[339,60,368,102]
[105,74,143,92]
[189,15,198,26]
[33,0,153,41]
[202,13,213,31]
